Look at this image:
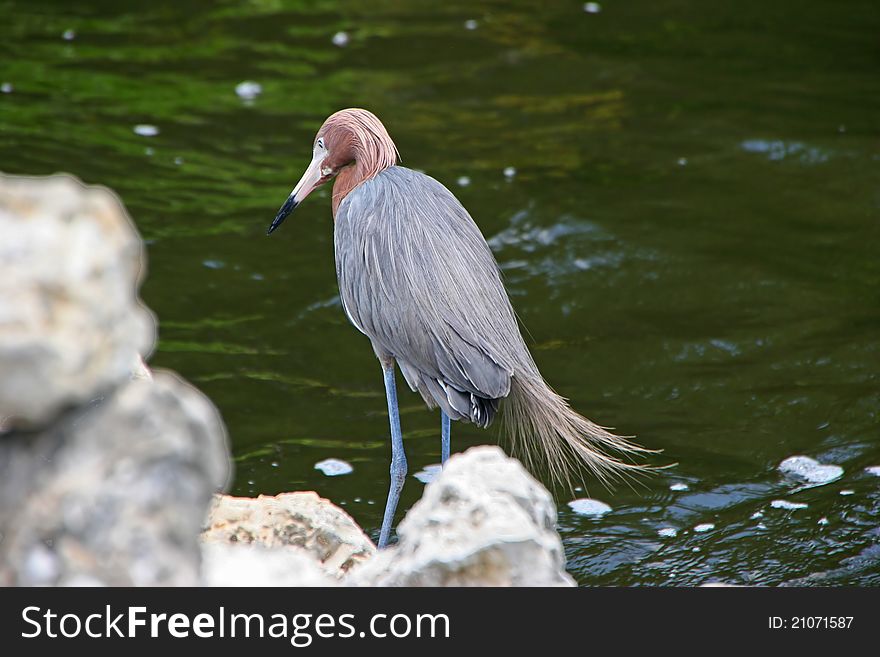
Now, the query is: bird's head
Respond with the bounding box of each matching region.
[267,108,398,234]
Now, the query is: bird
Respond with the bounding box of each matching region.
[268,108,652,548]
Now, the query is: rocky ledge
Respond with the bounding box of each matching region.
[202,446,574,587]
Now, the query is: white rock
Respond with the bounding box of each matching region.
[413,463,442,484]
[202,543,335,587]
[0,174,155,429]
[235,81,262,100]
[778,455,843,485]
[0,373,230,586]
[314,458,353,476]
[568,498,611,517]
[133,124,159,137]
[202,492,375,577]
[349,446,574,586]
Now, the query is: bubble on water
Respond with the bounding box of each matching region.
[270,461,278,468]
[503,166,517,179]
[1,82,13,93]
[670,482,689,491]
[818,517,829,526]
[568,498,611,517]
[583,2,602,13]
[839,489,854,496]
[677,157,688,166]
[62,29,76,41]
[770,499,808,510]
[413,464,442,484]
[367,500,375,505]
[464,19,478,30]
[658,527,678,538]
[778,455,843,486]
[332,31,350,47]
[247,480,254,486]
[693,523,714,533]
[865,466,880,477]
[134,124,159,137]
[235,81,262,100]
[202,259,225,269]
[314,458,353,476]
[457,176,471,187]
[741,139,829,164]
[353,497,362,502]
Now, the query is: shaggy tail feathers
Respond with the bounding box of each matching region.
[499,371,658,490]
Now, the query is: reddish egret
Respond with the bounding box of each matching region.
[269,108,651,547]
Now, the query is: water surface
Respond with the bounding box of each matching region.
[2,0,878,585]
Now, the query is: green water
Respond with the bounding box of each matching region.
[2,0,878,585]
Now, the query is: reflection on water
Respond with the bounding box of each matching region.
[2,0,878,585]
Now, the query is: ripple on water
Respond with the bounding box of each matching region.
[865,466,880,477]
[693,523,714,533]
[740,139,830,164]
[770,499,808,510]
[568,499,612,517]
[778,455,843,486]
[314,458,353,476]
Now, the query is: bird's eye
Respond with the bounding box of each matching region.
[316,138,325,149]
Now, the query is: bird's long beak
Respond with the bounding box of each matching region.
[267,153,326,235]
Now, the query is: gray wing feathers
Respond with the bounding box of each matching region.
[335,167,521,426]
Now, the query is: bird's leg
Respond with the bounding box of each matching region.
[377,360,406,549]
[441,410,451,465]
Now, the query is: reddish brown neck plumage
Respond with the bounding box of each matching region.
[317,109,399,218]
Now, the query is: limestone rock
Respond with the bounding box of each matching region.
[201,543,336,587]
[349,446,575,587]
[202,492,375,577]
[0,173,155,429]
[0,372,231,586]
